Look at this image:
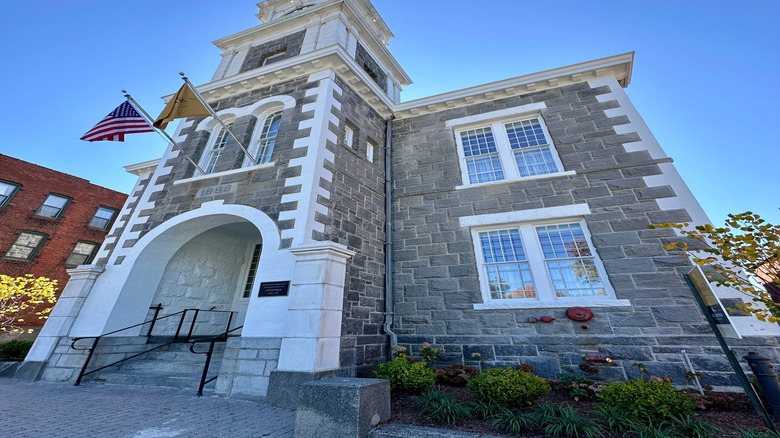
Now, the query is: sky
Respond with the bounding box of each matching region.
[1,1,778,225]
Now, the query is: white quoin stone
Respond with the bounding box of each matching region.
[25,265,105,362]
[276,242,355,372]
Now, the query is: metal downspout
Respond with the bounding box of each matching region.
[383,116,397,346]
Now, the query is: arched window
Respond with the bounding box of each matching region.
[198,123,233,175]
[247,111,282,165]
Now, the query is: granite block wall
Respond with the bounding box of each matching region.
[317,75,389,376]
[389,80,777,385]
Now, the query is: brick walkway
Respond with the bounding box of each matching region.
[0,378,295,438]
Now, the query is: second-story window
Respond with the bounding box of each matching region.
[0,180,21,208]
[198,123,233,175]
[35,194,71,219]
[65,241,99,267]
[88,206,119,230]
[247,111,282,165]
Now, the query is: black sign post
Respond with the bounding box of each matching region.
[684,269,775,431]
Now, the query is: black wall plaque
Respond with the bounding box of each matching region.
[258,281,290,297]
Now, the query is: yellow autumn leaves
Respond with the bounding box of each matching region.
[0,274,58,333]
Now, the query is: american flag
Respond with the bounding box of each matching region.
[80,100,155,142]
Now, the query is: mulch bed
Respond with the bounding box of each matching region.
[388,385,776,437]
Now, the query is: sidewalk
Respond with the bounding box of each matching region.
[0,378,295,438]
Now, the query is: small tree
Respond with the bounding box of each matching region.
[0,274,58,333]
[650,212,780,322]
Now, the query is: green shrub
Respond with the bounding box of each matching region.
[373,358,435,394]
[0,340,33,360]
[598,379,695,421]
[490,409,536,435]
[671,415,721,438]
[595,405,640,434]
[467,367,550,409]
[630,421,678,438]
[741,428,780,438]
[413,388,471,424]
[472,399,511,421]
[535,403,604,438]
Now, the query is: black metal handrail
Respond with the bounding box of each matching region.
[70,306,237,386]
[189,325,243,396]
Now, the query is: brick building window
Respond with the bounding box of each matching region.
[65,241,99,267]
[88,206,119,230]
[4,231,47,261]
[470,218,616,308]
[246,110,282,166]
[35,194,71,219]
[0,180,21,208]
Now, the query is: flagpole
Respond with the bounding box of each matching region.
[122,90,207,175]
[179,73,260,166]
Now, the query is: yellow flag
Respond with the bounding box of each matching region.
[153,83,211,129]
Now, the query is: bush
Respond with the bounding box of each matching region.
[0,340,33,360]
[435,363,480,386]
[490,409,536,435]
[598,379,695,421]
[373,358,435,394]
[467,367,550,409]
[535,403,604,438]
[413,388,471,424]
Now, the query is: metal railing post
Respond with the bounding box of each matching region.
[146,303,163,339]
[74,337,100,386]
[174,310,189,342]
[186,309,200,342]
[223,312,235,340]
[196,340,216,396]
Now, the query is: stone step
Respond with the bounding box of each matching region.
[117,359,216,374]
[91,370,216,391]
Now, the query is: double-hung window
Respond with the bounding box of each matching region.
[449,105,571,187]
[65,241,99,267]
[4,231,47,261]
[0,180,20,207]
[88,206,118,230]
[247,111,282,165]
[199,123,233,175]
[35,194,71,219]
[462,205,626,309]
[475,220,612,306]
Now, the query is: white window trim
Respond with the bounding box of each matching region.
[243,107,284,168]
[196,119,235,176]
[460,205,630,310]
[447,103,572,188]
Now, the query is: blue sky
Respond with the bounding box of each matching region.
[1,1,778,224]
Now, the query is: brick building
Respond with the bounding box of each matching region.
[0,154,127,337]
[21,0,780,400]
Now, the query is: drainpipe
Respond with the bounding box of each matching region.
[383,116,397,347]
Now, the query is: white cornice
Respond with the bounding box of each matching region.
[393,52,634,120]
[162,45,397,117]
[124,159,161,176]
[161,52,634,122]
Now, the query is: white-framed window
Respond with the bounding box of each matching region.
[65,241,99,267]
[198,123,233,175]
[0,180,21,208]
[88,206,118,230]
[246,111,282,166]
[468,214,623,309]
[344,126,355,148]
[4,231,46,261]
[35,194,71,219]
[366,140,375,163]
[457,116,564,185]
[448,104,572,187]
[262,49,287,66]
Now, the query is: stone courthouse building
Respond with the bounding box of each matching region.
[21,0,780,400]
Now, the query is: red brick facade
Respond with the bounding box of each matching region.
[0,154,127,328]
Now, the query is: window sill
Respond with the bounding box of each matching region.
[473,298,631,310]
[174,162,276,185]
[456,170,577,190]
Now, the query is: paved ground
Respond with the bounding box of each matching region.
[0,378,295,438]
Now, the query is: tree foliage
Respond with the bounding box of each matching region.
[650,212,780,322]
[0,274,58,333]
